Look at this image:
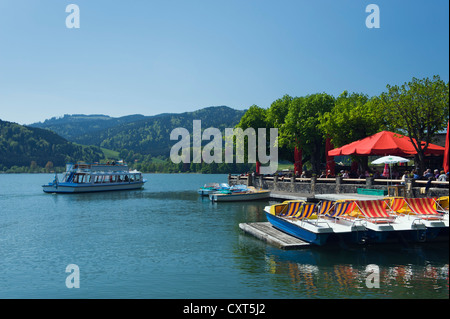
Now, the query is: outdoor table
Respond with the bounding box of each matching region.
[387,185,406,197]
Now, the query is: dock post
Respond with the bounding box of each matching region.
[247,173,253,187]
[365,177,374,188]
[336,176,342,194]
[290,173,295,192]
[405,178,413,198]
[310,176,316,195]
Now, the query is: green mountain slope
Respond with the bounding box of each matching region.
[31,106,246,157]
[0,119,105,169]
[30,114,147,140]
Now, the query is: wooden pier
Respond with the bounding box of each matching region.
[239,222,310,249]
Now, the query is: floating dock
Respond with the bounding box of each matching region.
[239,222,310,249]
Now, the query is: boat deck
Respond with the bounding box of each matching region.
[239,222,310,249]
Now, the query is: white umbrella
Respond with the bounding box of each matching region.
[371,155,410,165]
[371,155,410,183]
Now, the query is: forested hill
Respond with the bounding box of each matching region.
[30,114,147,140]
[31,106,246,157]
[0,119,104,170]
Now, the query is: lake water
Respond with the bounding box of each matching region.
[0,173,448,299]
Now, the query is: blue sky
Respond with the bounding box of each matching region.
[0,0,448,125]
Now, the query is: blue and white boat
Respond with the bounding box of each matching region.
[209,186,270,202]
[197,183,230,196]
[264,200,368,246]
[42,163,146,193]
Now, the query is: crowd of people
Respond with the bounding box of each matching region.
[400,168,449,182]
[298,167,449,183]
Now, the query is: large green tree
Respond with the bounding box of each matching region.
[236,105,268,131]
[234,105,268,165]
[266,94,292,129]
[282,93,335,174]
[266,95,294,163]
[318,91,386,171]
[378,75,449,173]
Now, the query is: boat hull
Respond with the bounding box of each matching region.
[198,189,216,196]
[209,191,270,202]
[42,181,145,193]
[265,212,332,246]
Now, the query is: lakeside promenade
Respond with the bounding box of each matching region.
[229,174,449,200]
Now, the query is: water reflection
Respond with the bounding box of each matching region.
[259,243,449,298]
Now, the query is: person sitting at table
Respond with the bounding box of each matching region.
[401,171,409,185]
[423,168,434,180]
[410,169,420,180]
[326,169,334,178]
[373,170,381,179]
[438,170,448,181]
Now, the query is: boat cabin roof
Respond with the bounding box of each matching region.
[67,163,135,173]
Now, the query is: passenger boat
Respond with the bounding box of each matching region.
[209,186,270,202]
[42,163,146,193]
[264,200,367,246]
[197,183,230,196]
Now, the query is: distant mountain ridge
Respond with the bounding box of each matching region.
[30,113,148,140]
[29,106,246,157]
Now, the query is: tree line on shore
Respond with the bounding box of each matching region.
[236,75,448,175]
[1,75,448,175]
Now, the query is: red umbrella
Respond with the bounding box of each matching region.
[382,163,390,177]
[443,122,449,173]
[328,131,445,156]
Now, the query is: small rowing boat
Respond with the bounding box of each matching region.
[197,183,230,196]
[209,186,270,202]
